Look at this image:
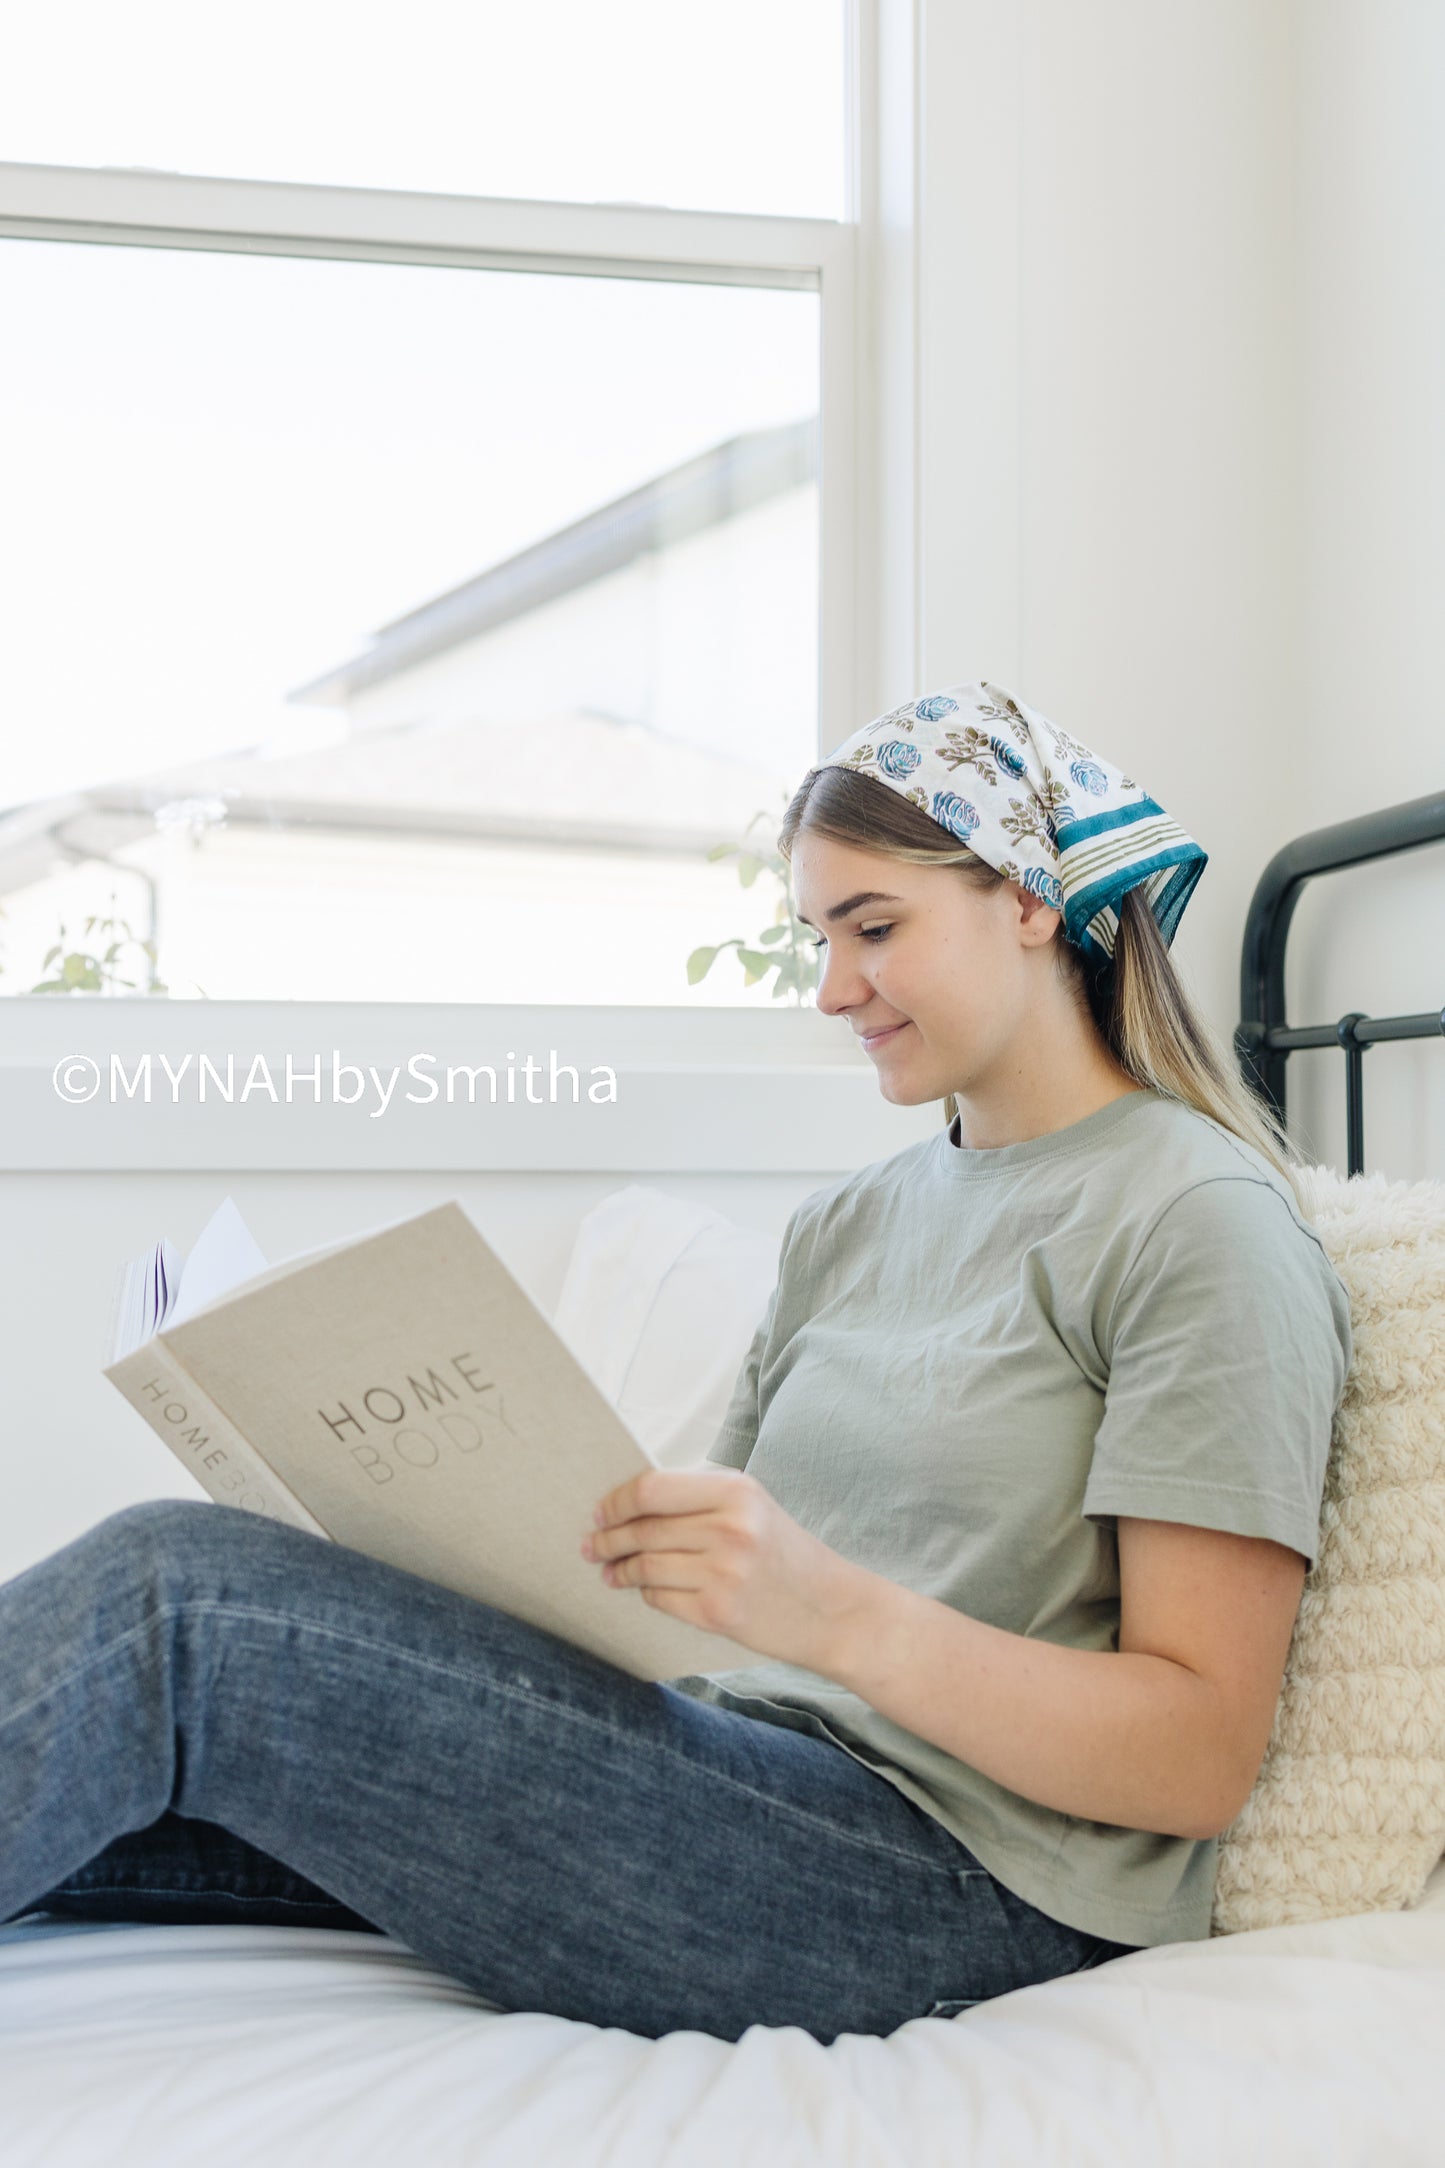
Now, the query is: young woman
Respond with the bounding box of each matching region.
[0,680,1352,2045]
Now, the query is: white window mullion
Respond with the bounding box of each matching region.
[817,217,858,754]
[0,160,831,291]
[848,0,921,724]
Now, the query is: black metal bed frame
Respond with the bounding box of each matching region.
[1234,788,1445,1177]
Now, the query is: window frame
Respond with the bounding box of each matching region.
[0,156,858,747]
[0,0,946,1174]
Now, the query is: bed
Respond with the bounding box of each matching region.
[2,794,1443,2168]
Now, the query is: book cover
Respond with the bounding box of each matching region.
[104,1200,756,1682]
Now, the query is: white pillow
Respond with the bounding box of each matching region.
[550,1184,779,1468]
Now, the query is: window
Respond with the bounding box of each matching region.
[3,0,846,218]
[0,6,855,1007]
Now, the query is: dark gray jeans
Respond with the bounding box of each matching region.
[0,1500,1136,2040]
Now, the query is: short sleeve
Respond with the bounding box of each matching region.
[703,1198,809,1471]
[1081,1176,1354,1574]
[704,1283,778,1469]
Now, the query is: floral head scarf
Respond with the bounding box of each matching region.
[815,679,1207,969]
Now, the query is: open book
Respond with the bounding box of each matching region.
[103,1197,756,1682]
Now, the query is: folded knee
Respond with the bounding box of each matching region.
[101,1498,218,1545]
[86,1498,225,1584]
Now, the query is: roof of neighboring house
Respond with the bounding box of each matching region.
[289,414,818,707]
[2,706,795,873]
[0,417,815,887]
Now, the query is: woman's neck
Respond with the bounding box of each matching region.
[947,1069,1145,1151]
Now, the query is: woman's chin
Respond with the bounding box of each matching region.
[874,1063,943,1109]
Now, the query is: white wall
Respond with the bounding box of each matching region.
[906,0,1443,1180]
[1286,0,1445,1178]
[912,0,1298,1069]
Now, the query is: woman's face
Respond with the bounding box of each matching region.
[789,830,1065,1108]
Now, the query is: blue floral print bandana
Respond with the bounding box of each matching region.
[815,679,1207,969]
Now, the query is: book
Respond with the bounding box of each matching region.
[103,1196,757,1682]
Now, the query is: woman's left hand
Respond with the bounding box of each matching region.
[582,1467,867,1672]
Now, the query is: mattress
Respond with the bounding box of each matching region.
[2,1856,1443,2167]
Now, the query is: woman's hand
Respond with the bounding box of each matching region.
[581,1467,869,1674]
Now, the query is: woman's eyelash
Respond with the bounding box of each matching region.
[808,924,893,949]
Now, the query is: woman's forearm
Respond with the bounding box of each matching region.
[810,1559,1234,1841]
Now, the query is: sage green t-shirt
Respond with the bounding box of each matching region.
[667,1086,1353,1948]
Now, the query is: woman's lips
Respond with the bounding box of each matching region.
[861,1021,908,1049]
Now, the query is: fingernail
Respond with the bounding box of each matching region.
[592,1505,605,1527]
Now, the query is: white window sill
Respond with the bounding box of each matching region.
[0,998,942,1172]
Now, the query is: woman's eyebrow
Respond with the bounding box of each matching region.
[794,890,904,930]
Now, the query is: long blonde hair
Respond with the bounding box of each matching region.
[778,763,1310,1213]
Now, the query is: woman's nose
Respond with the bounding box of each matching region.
[814,944,865,1017]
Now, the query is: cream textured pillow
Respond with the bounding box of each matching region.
[1212,1163,1445,1933]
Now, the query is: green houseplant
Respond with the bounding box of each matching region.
[0,897,172,995]
[687,804,820,1006]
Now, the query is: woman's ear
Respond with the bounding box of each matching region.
[1014,886,1063,947]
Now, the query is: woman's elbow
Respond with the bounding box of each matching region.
[1192,1758,1261,1843]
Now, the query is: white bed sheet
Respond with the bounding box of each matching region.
[2,1859,1443,2168]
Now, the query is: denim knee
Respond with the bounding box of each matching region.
[83,1498,224,1586]
[87,1498,323,1601]
[97,1497,217,1547]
